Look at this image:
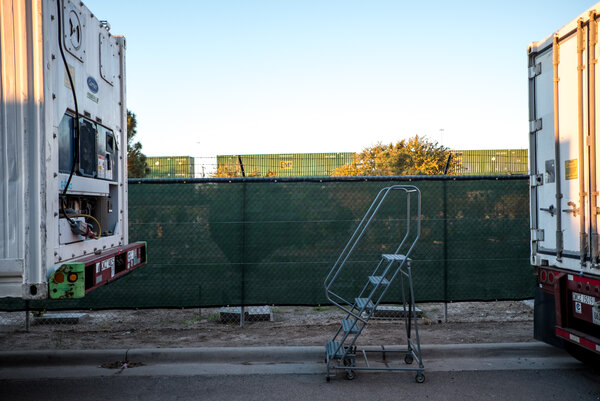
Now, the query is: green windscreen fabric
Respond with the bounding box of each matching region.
[0,177,533,311]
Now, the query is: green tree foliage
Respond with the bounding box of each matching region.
[331,135,459,176]
[127,110,150,178]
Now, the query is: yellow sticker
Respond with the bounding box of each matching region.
[565,159,578,180]
[280,161,293,169]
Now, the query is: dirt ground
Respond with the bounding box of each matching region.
[0,301,534,351]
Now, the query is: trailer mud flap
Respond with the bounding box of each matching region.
[534,287,564,348]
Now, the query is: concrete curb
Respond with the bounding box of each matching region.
[0,342,565,368]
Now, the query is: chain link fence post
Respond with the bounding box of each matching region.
[443,180,449,323]
[240,181,247,328]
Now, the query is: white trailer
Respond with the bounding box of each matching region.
[0,0,146,300]
[529,2,600,361]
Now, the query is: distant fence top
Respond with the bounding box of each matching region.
[129,174,529,185]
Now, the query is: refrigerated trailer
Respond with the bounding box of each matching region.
[0,0,146,300]
[529,3,600,361]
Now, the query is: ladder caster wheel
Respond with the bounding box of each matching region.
[345,370,356,380]
[404,354,414,365]
[343,357,354,367]
[326,376,331,382]
[415,373,425,384]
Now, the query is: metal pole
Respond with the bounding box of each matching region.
[588,13,599,263]
[240,181,247,327]
[25,300,30,332]
[198,285,202,319]
[577,19,588,265]
[443,180,449,323]
[552,35,564,261]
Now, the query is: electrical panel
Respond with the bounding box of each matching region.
[58,113,120,244]
[58,114,117,181]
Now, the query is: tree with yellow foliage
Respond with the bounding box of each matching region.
[331,135,458,176]
[212,165,263,178]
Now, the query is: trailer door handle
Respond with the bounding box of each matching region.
[540,205,555,216]
[562,201,579,217]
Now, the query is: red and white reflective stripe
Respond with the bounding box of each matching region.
[556,328,571,341]
[556,328,600,352]
[582,337,598,350]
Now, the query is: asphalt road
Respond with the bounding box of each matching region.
[3,369,600,401]
[1,343,599,401]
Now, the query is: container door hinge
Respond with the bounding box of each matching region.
[529,119,542,133]
[529,63,542,79]
[530,174,543,187]
[531,229,545,242]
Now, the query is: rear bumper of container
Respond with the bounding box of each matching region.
[535,267,600,354]
[48,242,147,299]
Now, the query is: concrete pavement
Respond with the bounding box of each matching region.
[0,342,583,380]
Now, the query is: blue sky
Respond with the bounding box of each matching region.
[85,0,598,157]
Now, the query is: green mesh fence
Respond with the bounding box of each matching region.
[0,176,533,311]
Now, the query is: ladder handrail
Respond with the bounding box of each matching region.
[324,186,391,289]
[325,185,421,363]
[325,186,420,304]
[324,184,415,287]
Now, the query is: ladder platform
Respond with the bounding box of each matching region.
[382,254,410,262]
[368,275,390,286]
[355,297,374,311]
[341,319,360,334]
[326,341,344,359]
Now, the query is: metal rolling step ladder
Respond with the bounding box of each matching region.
[324,185,424,383]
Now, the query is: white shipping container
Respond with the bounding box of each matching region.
[529,3,600,359]
[0,0,143,300]
[529,2,600,276]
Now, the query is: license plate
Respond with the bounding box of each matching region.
[573,292,595,305]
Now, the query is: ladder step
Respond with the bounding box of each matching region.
[368,275,390,286]
[341,319,360,334]
[326,341,344,359]
[382,254,411,262]
[355,298,374,311]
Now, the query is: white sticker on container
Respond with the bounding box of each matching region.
[573,292,595,305]
[593,302,600,326]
